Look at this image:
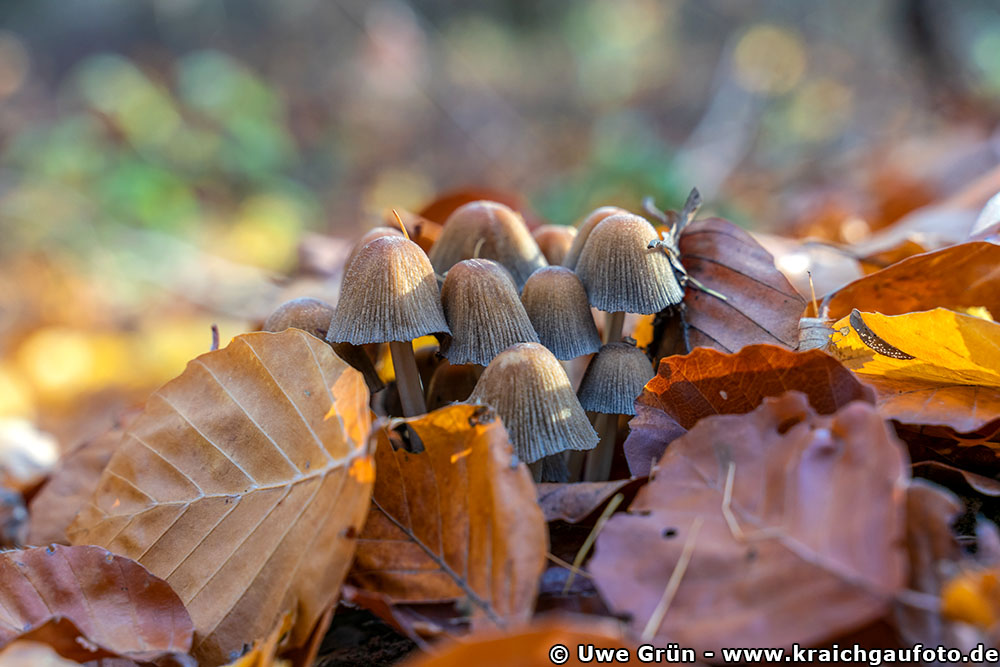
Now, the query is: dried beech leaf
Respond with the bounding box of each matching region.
[67,330,374,666]
[678,219,806,352]
[830,309,1000,434]
[536,479,645,524]
[824,242,1000,321]
[401,617,639,667]
[350,404,547,631]
[0,544,193,663]
[591,393,909,650]
[220,612,292,667]
[625,345,873,475]
[27,421,128,546]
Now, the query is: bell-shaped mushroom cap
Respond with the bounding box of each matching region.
[575,213,684,314]
[577,340,655,415]
[562,206,627,270]
[532,224,576,266]
[520,267,600,360]
[344,226,403,273]
[470,342,598,463]
[263,297,334,340]
[440,259,539,365]
[428,200,546,289]
[328,235,449,345]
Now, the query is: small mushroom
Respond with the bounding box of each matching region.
[520,267,600,360]
[562,206,627,270]
[577,338,656,481]
[575,212,684,344]
[327,235,449,417]
[532,224,576,265]
[440,259,539,366]
[429,201,547,289]
[469,342,598,481]
[425,358,481,411]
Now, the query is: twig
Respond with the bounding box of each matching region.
[545,552,593,581]
[562,493,624,594]
[391,209,411,240]
[720,461,744,542]
[210,324,220,352]
[641,516,704,641]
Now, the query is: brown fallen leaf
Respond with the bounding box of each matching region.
[220,612,292,667]
[67,330,374,666]
[401,617,641,666]
[824,242,1000,321]
[829,308,1000,434]
[625,345,874,475]
[913,461,1000,498]
[673,218,806,354]
[535,479,645,524]
[591,392,908,650]
[0,544,193,663]
[350,404,547,632]
[26,420,131,546]
[341,585,461,646]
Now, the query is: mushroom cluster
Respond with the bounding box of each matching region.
[263,192,703,482]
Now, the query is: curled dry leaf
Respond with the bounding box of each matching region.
[829,308,1000,434]
[625,344,874,475]
[27,420,128,546]
[0,544,194,663]
[675,218,806,354]
[401,617,640,667]
[67,330,374,666]
[824,242,1000,321]
[350,404,547,632]
[591,393,909,651]
[536,479,645,524]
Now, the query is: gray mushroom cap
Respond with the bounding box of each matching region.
[574,212,684,314]
[520,266,600,360]
[562,206,627,270]
[439,259,539,366]
[263,297,335,340]
[327,235,449,345]
[577,340,656,415]
[428,200,547,289]
[469,342,598,463]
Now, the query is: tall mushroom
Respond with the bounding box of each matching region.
[429,200,546,289]
[469,342,598,481]
[519,266,600,360]
[577,338,655,480]
[562,205,627,270]
[439,259,539,366]
[574,212,684,344]
[327,235,448,418]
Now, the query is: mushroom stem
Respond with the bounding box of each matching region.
[604,311,625,344]
[389,340,427,417]
[584,412,618,481]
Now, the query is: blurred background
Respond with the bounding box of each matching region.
[2,0,1000,448]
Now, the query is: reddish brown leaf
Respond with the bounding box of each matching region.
[592,393,908,650]
[27,422,127,546]
[625,345,874,474]
[678,218,806,353]
[535,479,645,524]
[401,617,641,666]
[824,242,1000,321]
[0,544,193,663]
[350,404,547,632]
[67,330,373,666]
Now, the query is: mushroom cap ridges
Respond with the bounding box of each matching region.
[470,342,598,463]
[327,235,449,344]
[562,205,627,270]
[520,266,600,360]
[440,259,539,366]
[344,226,404,273]
[428,200,547,289]
[262,297,335,341]
[575,213,685,314]
[577,341,655,415]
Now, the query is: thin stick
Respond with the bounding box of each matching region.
[641,516,704,641]
[391,209,411,240]
[472,237,486,259]
[584,412,617,481]
[562,492,624,594]
[720,462,745,542]
[545,552,593,581]
[210,324,220,351]
[389,340,426,417]
[604,311,625,344]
